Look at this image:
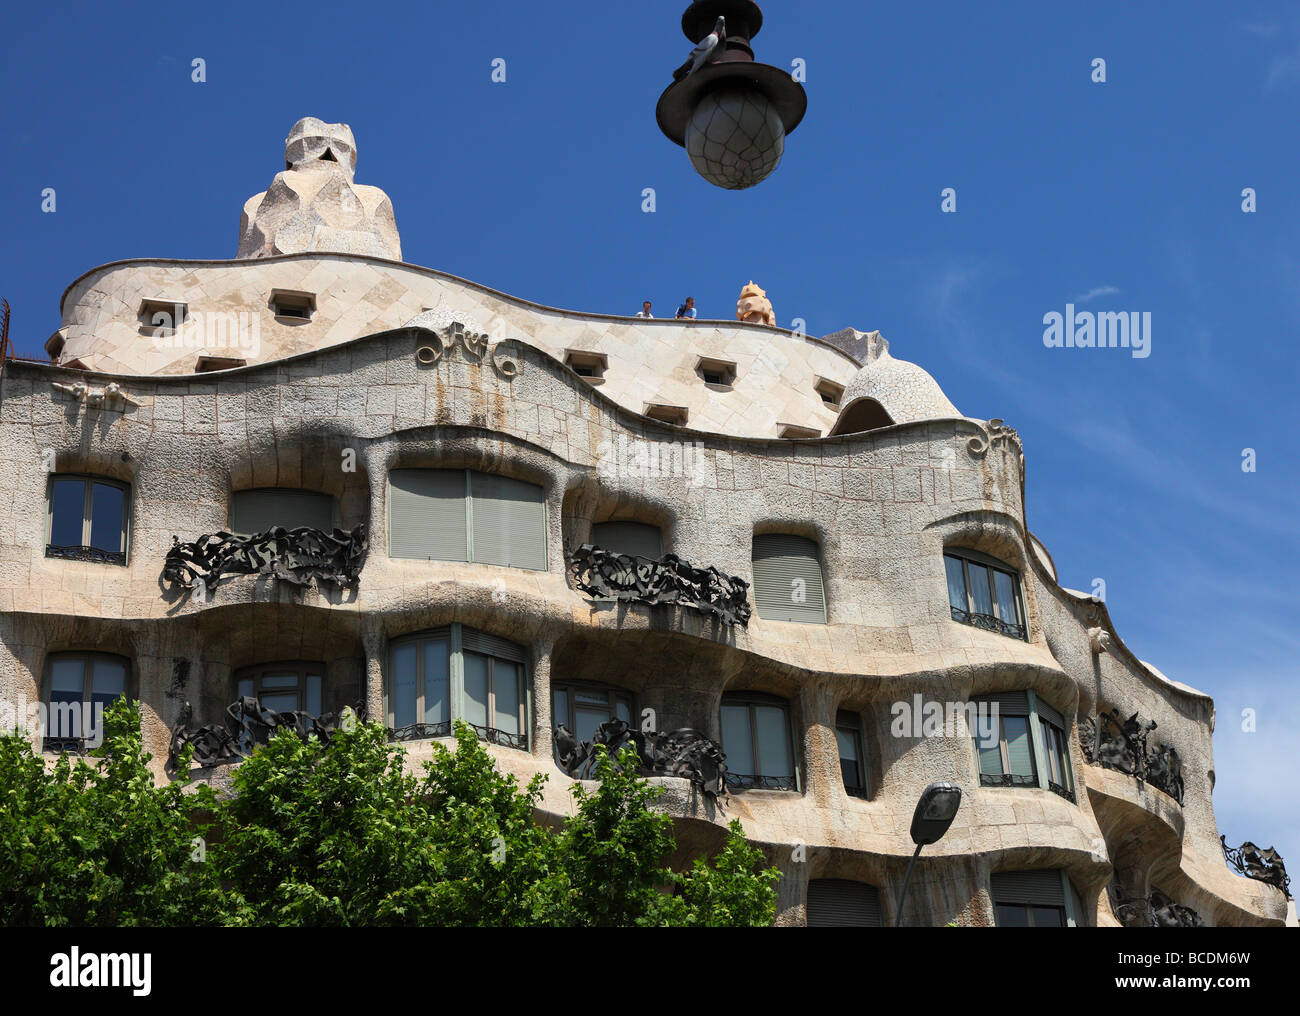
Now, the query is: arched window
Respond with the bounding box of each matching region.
[388,469,547,570]
[806,879,883,927]
[42,652,131,753]
[720,693,797,791]
[751,534,827,624]
[46,475,130,565]
[944,548,1026,640]
[388,626,528,750]
[590,521,664,560]
[230,489,334,535]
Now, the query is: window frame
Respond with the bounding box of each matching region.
[751,532,828,625]
[41,651,132,753]
[233,661,326,715]
[970,691,1076,802]
[386,625,529,751]
[835,709,869,799]
[720,692,798,792]
[45,473,131,566]
[943,547,1027,640]
[229,487,336,536]
[551,681,636,769]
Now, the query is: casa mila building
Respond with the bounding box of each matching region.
[0,118,1290,927]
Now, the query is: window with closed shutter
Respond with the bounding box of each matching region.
[591,521,664,560]
[991,870,1070,927]
[751,534,827,624]
[469,472,548,570]
[230,489,334,535]
[388,469,546,570]
[806,879,883,927]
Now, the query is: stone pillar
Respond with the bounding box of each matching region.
[798,682,837,805]
[362,619,385,726]
[530,636,556,761]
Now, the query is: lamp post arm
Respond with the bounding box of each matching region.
[895,842,924,927]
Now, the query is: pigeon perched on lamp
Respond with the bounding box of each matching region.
[673,15,726,80]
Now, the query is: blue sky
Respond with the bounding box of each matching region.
[2,2,1297,881]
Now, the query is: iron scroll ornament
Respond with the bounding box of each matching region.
[165,698,360,774]
[1221,837,1291,898]
[163,524,368,598]
[1079,708,1184,805]
[554,718,729,799]
[567,544,753,628]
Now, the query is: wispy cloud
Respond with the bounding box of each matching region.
[1073,285,1119,304]
[1242,19,1300,89]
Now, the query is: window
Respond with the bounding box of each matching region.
[991,870,1080,927]
[777,424,821,439]
[1036,700,1076,802]
[42,652,130,752]
[388,626,528,750]
[230,488,334,535]
[644,403,689,426]
[971,692,1037,788]
[388,469,547,571]
[695,356,737,388]
[836,710,868,799]
[814,377,845,408]
[590,521,664,560]
[970,691,1075,801]
[564,350,608,381]
[806,879,883,927]
[270,289,316,320]
[944,548,1026,640]
[751,534,827,624]
[720,693,796,791]
[138,298,187,334]
[196,355,246,372]
[46,475,129,565]
[234,662,324,715]
[552,683,634,771]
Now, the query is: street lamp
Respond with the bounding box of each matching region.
[656,1,807,190]
[896,781,963,927]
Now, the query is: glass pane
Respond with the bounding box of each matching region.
[552,689,568,729]
[50,478,85,547]
[236,678,254,699]
[261,692,298,713]
[835,727,859,762]
[574,690,609,707]
[493,661,521,736]
[575,707,610,744]
[943,555,967,612]
[976,734,1004,778]
[90,659,126,698]
[48,657,86,739]
[423,640,449,725]
[615,699,632,724]
[720,705,754,776]
[1005,716,1034,778]
[967,562,993,616]
[754,705,792,778]
[1042,725,1061,784]
[840,758,862,791]
[391,643,417,728]
[89,482,125,553]
[994,570,1020,625]
[996,904,1031,928]
[260,673,299,688]
[305,674,322,716]
[462,652,489,727]
[1031,906,1066,928]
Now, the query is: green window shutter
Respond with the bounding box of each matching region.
[468,471,547,570]
[1004,715,1036,779]
[991,870,1066,907]
[752,534,827,624]
[230,489,333,535]
[975,691,1030,714]
[460,628,528,664]
[806,879,883,927]
[591,521,664,560]
[388,469,469,561]
[1036,699,1066,731]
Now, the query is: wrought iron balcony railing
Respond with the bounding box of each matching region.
[1222,837,1291,898]
[950,606,1026,641]
[725,772,797,792]
[1079,707,1184,805]
[45,545,127,566]
[1047,780,1077,804]
[978,772,1037,789]
[567,544,752,628]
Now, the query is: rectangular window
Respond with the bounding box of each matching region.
[230,489,334,535]
[46,476,129,565]
[551,684,633,772]
[835,710,867,798]
[388,469,546,570]
[944,550,1026,640]
[232,662,327,716]
[42,653,130,751]
[991,870,1072,927]
[971,695,1037,788]
[720,695,796,791]
[752,534,828,624]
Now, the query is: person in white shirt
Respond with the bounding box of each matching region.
[635,301,654,318]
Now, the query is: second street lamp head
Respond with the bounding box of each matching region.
[910,782,963,846]
[656,1,807,190]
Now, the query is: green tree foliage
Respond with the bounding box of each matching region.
[0,711,779,927]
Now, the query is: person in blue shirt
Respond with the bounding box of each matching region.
[676,296,697,319]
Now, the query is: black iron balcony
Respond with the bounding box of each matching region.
[725,772,797,792]
[45,544,127,566]
[978,772,1037,789]
[1079,707,1184,805]
[950,606,1026,641]
[567,543,752,627]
